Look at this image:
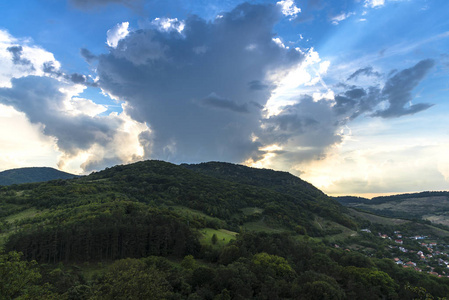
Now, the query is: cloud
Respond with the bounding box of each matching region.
[248,80,269,91]
[0,103,60,171]
[42,61,97,87]
[333,86,382,119]
[347,66,381,81]
[6,46,33,67]
[332,59,435,119]
[80,48,97,63]
[376,59,435,118]
[260,95,343,161]
[0,75,150,173]
[94,3,304,163]
[201,93,250,113]
[0,29,60,88]
[277,0,301,19]
[0,29,96,89]
[0,77,113,154]
[364,0,385,8]
[330,11,355,25]
[151,18,185,33]
[106,22,130,48]
[249,58,436,173]
[69,0,142,10]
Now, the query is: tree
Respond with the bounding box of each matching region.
[212,233,218,245]
[93,258,172,300]
[0,251,57,299]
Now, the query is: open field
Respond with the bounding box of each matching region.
[347,208,410,225]
[198,228,238,247]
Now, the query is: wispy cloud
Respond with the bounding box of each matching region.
[330,11,355,25]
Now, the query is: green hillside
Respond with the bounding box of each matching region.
[1,160,449,299]
[0,167,78,186]
[335,192,449,227]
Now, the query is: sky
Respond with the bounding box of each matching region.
[0,0,448,197]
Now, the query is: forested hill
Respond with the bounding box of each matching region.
[183,161,323,197]
[2,160,449,299]
[0,167,78,186]
[183,161,351,227]
[1,159,356,264]
[84,160,356,234]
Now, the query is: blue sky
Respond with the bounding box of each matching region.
[0,0,448,197]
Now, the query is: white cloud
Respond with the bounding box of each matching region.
[272,37,287,49]
[364,0,385,8]
[276,0,301,19]
[331,12,356,25]
[0,30,152,174]
[0,104,60,171]
[0,29,60,87]
[295,115,449,197]
[106,22,130,48]
[66,97,108,117]
[265,48,327,116]
[151,17,185,33]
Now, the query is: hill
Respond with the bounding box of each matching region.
[1,160,449,299]
[0,167,78,186]
[335,191,449,227]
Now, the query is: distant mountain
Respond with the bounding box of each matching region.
[335,191,449,226]
[0,167,79,186]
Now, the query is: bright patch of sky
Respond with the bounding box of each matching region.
[0,0,448,197]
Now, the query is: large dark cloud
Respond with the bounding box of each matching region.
[95,3,304,163]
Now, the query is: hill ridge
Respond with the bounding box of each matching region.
[0,166,78,186]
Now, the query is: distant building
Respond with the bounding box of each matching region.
[405,261,417,267]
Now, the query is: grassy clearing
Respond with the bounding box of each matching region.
[241,220,285,234]
[348,208,409,225]
[4,207,46,223]
[198,228,238,247]
[170,206,224,224]
[0,208,48,249]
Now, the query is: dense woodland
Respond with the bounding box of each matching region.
[1,160,449,299]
